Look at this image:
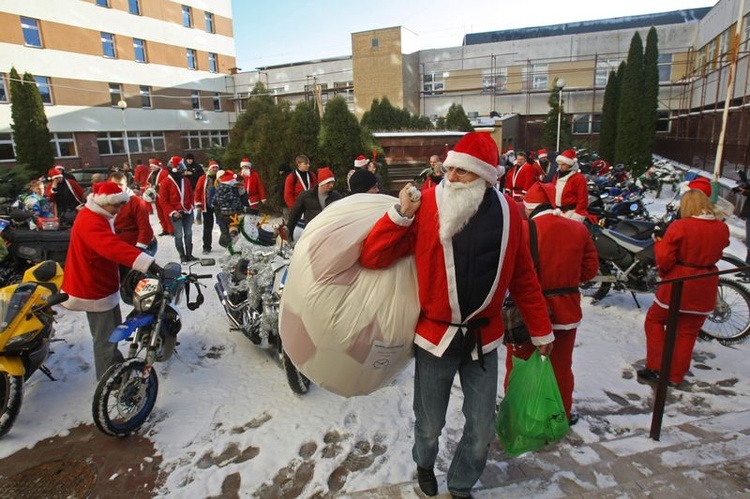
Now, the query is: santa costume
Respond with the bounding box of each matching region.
[239,158,267,209]
[553,149,589,222]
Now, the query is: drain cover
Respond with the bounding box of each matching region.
[0,459,95,499]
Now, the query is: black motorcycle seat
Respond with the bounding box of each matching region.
[612,219,656,240]
[603,228,654,252]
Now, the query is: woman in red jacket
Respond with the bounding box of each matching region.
[639,189,730,387]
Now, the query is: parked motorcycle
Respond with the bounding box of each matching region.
[0,261,68,438]
[92,259,214,437]
[581,219,750,345]
[214,223,311,395]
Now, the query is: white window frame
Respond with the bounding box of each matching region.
[140,85,152,108]
[595,60,619,87]
[101,32,116,59]
[658,54,673,83]
[130,131,165,153]
[0,73,7,103]
[128,0,140,15]
[0,133,16,162]
[656,110,671,133]
[423,72,444,95]
[21,17,43,48]
[208,52,218,73]
[205,12,215,33]
[187,48,197,70]
[97,132,125,155]
[109,83,123,107]
[482,67,508,93]
[34,76,52,105]
[191,90,201,110]
[181,130,229,150]
[212,92,221,111]
[182,5,192,28]
[334,81,353,102]
[133,38,147,63]
[51,132,77,158]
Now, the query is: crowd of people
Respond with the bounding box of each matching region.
[12,135,732,499]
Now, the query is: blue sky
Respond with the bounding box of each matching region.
[231,0,717,70]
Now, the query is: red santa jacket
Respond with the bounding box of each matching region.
[284,170,317,208]
[654,215,729,314]
[133,164,150,190]
[525,209,599,330]
[504,163,539,200]
[62,200,153,312]
[114,193,154,249]
[159,175,194,217]
[242,169,267,208]
[360,186,553,357]
[553,170,589,221]
[194,174,213,210]
[45,177,84,206]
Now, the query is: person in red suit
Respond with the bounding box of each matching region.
[109,171,154,251]
[639,188,730,387]
[62,181,160,380]
[159,156,196,263]
[421,154,444,190]
[503,151,539,201]
[360,132,553,499]
[45,165,84,217]
[503,182,599,423]
[133,159,150,192]
[239,158,267,211]
[148,159,173,236]
[553,149,589,222]
[284,154,317,209]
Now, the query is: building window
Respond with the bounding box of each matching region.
[128,0,140,15]
[140,85,152,108]
[595,60,618,87]
[208,52,218,73]
[133,38,147,63]
[96,0,109,7]
[34,76,52,104]
[180,130,229,150]
[98,131,165,155]
[187,48,197,70]
[97,132,125,155]
[109,83,123,107]
[372,38,379,48]
[482,68,507,93]
[51,133,77,158]
[656,110,671,133]
[658,54,672,83]
[205,12,215,33]
[212,92,221,111]
[21,17,42,48]
[182,5,192,27]
[101,32,116,58]
[191,90,201,110]
[533,64,549,90]
[571,113,602,134]
[592,113,602,133]
[333,81,353,102]
[423,72,444,95]
[719,30,730,64]
[0,133,15,161]
[0,74,7,103]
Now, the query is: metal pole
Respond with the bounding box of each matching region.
[556,80,565,151]
[649,279,683,441]
[119,105,133,169]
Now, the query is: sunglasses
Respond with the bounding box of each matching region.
[441,166,470,177]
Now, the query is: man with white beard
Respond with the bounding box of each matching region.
[360,132,553,499]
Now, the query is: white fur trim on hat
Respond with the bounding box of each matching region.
[354,156,369,168]
[92,190,129,206]
[443,150,499,185]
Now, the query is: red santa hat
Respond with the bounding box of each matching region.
[318,167,335,185]
[556,149,577,166]
[523,182,558,211]
[169,155,186,172]
[219,170,237,184]
[240,158,252,168]
[354,155,369,168]
[537,149,548,159]
[207,160,219,170]
[91,181,129,206]
[443,132,501,185]
[688,177,712,197]
[47,166,64,179]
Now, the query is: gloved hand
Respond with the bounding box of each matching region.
[148,262,163,277]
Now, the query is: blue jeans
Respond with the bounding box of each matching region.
[412,335,498,497]
[172,211,194,257]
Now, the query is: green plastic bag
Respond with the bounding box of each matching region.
[496,350,569,456]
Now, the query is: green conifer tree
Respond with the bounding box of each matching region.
[444,103,473,132]
[541,78,571,151]
[9,67,54,176]
[615,32,646,174]
[319,96,364,188]
[642,27,660,167]
[598,65,622,163]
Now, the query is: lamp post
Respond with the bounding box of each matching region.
[555,78,566,152]
[117,99,133,169]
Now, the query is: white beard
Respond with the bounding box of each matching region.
[438,178,488,242]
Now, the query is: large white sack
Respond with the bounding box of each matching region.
[279,194,420,397]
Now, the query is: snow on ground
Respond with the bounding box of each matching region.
[2,190,749,498]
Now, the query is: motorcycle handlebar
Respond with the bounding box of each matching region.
[193,274,213,279]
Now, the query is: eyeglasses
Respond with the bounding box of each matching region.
[441,166,470,177]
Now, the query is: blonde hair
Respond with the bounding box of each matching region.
[680,189,718,218]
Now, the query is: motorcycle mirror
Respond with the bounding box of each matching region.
[200,258,216,266]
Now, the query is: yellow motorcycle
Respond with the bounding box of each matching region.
[0,260,68,438]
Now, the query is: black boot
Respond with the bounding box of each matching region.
[416,466,437,496]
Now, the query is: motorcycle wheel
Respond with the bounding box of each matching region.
[580,261,613,302]
[281,351,310,395]
[0,373,23,438]
[92,358,159,437]
[699,278,750,345]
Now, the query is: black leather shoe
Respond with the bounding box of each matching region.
[416,466,437,496]
[636,368,659,383]
[568,411,580,426]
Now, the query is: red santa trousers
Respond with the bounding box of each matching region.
[644,304,707,384]
[504,328,577,418]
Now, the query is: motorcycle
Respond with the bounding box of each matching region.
[214,222,311,395]
[581,218,750,345]
[92,259,214,437]
[0,260,68,438]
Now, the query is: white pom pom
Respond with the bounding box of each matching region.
[407,186,421,202]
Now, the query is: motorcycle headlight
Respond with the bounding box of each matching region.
[630,203,639,212]
[135,294,157,313]
[6,329,41,349]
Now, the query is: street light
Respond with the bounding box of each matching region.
[555,78,566,153]
[117,99,133,169]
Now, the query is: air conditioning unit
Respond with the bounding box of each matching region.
[193,110,203,120]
